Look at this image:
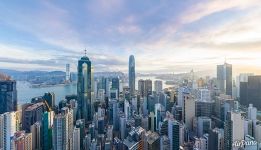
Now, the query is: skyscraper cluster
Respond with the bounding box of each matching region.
[0,55,261,150]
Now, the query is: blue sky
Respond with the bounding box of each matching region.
[0,0,261,75]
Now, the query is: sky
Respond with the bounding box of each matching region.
[0,0,261,76]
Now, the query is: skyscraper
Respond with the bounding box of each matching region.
[240,76,261,110]
[11,131,32,150]
[129,55,135,96]
[42,111,54,150]
[111,77,120,97]
[52,114,69,150]
[77,55,92,124]
[0,112,18,150]
[66,64,70,82]
[154,80,163,94]
[224,111,244,150]
[217,62,232,96]
[0,79,17,114]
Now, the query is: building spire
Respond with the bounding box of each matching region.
[84,49,87,56]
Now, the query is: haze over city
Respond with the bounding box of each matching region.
[0,0,261,75]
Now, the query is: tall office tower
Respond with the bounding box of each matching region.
[138,79,145,97]
[10,131,32,150]
[129,55,135,96]
[149,112,156,132]
[155,103,164,130]
[0,112,17,150]
[22,102,46,132]
[52,114,69,150]
[154,80,163,94]
[97,89,105,101]
[111,77,120,97]
[43,92,55,108]
[66,64,70,82]
[160,135,170,150]
[208,128,224,150]
[236,73,253,97]
[183,94,195,131]
[196,88,211,102]
[217,62,232,96]
[168,119,180,150]
[195,100,214,117]
[110,89,118,99]
[240,76,261,110]
[248,104,257,120]
[42,111,54,150]
[255,124,261,149]
[30,122,41,150]
[145,131,160,150]
[0,79,17,114]
[77,55,92,124]
[145,79,152,97]
[193,137,208,150]
[73,127,80,150]
[119,115,126,140]
[124,100,130,119]
[224,111,244,150]
[177,87,191,110]
[61,107,74,149]
[194,117,212,137]
[75,119,85,148]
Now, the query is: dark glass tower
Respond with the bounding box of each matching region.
[77,55,92,125]
[217,62,232,96]
[111,77,120,97]
[0,80,17,114]
[129,55,135,96]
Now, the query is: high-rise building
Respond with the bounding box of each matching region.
[22,102,46,132]
[240,76,261,110]
[168,119,180,150]
[61,107,74,149]
[77,55,92,124]
[224,111,244,150]
[154,80,163,94]
[10,131,32,150]
[30,122,41,150]
[111,77,120,97]
[145,79,152,97]
[43,92,55,108]
[248,104,257,120]
[160,135,170,150]
[42,111,54,150]
[73,127,80,150]
[194,117,212,137]
[0,80,17,114]
[217,62,232,96]
[208,128,224,150]
[0,112,18,150]
[52,113,69,150]
[236,73,253,97]
[138,79,152,98]
[183,94,195,131]
[129,55,135,96]
[66,64,70,82]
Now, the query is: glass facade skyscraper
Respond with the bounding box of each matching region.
[129,55,135,96]
[217,63,232,96]
[77,56,92,125]
[0,80,17,114]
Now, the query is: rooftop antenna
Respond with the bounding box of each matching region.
[84,49,87,56]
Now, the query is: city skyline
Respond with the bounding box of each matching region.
[0,0,261,75]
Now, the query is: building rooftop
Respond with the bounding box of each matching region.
[25,102,45,111]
